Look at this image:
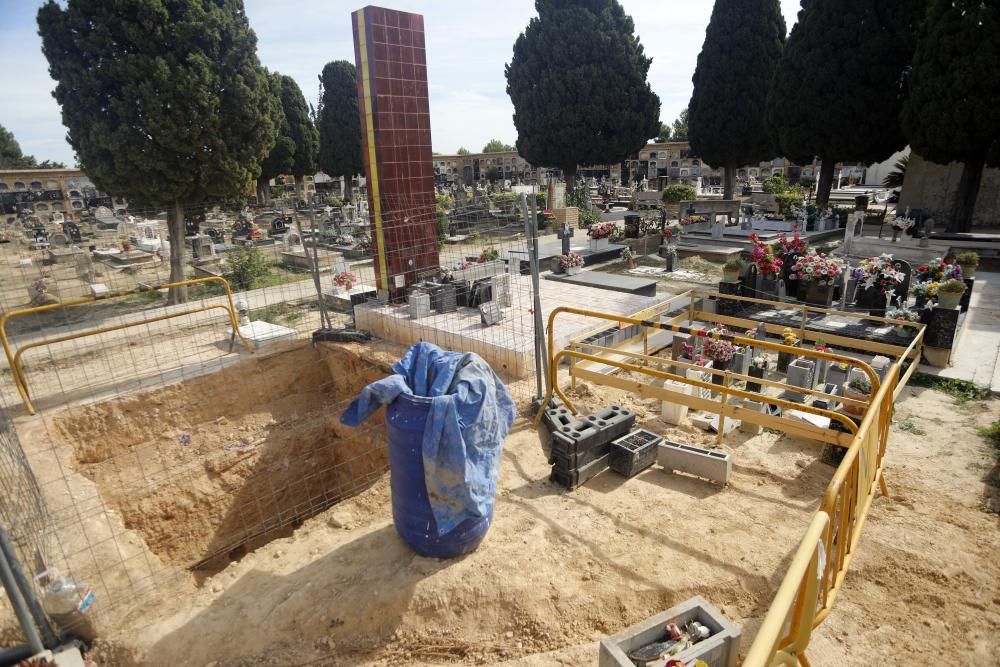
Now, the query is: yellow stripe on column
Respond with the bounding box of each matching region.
[355,9,389,291]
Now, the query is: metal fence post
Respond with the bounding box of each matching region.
[522,193,548,403]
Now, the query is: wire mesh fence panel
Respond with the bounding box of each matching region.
[0,186,548,632]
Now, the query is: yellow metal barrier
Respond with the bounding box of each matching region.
[743,512,830,667]
[537,295,922,666]
[0,277,253,415]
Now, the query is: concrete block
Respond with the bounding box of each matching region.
[690,413,713,431]
[870,355,891,380]
[706,414,738,436]
[660,379,691,425]
[89,283,109,297]
[551,405,635,453]
[598,595,741,667]
[408,292,431,320]
[784,357,816,402]
[739,399,765,434]
[657,441,732,485]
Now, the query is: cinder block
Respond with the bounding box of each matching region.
[783,357,815,403]
[550,439,611,468]
[660,379,691,425]
[657,441,732,485]
[690,413,713,431]
[598,595,741,667]
[550,405,635,454]
[550,453,609,490]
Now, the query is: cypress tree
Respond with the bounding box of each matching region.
[317,61,363,203]
[768,0,925,207]
[688,0,786,200]
[902,0,999,232]
[38,0,279,303]
[258,73,296,206]
[505,0,660,187]
[279,75,319,204]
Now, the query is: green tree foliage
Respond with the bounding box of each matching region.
[317,61,363,202]
[769,0,924,207]
[669,110,689,142]
[0,124,65,169]
[279,75,319,201]
[902,0,999,232]
[38,0,278,304]
[689,0,785,199]
[655,120,671,143]
[506,0,660,187]
[485,165,501,182]
[760,174,788,194]
[457,146,471,155]
[258,74,296,205]
[482,139,514,153]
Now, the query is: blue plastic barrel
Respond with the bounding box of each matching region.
[385,392,492,558]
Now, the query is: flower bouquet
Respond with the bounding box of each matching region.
[914,257,962,283]
[886,307,919,336]
[621,247,636,269]
[587,222,615,240]
[334,271,356,292]
[749,233,782,277]
[791,251,845,306]
[680,215,706,226]
[559,252,584,274]
[852,254,903,315]
[775,229,808,259]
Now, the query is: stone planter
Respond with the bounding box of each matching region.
[660,379,692,426]
[588,237,610,252]
[732,348,752,376]
[785,358,816,402]
[723,268,740,282]
[757,274,779,299]
[566,266,582,276]
[826,362,849,388]
[960,263,977,279]
[710,356,731,385]
[710,223,724,240]
[805,281,834,308]
[550,257,564,274]
[842,385,868,417]
[937,290,962,309]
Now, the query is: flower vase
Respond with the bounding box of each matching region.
[747,365,765,393]
[894,325,912,337]
[937,292,961,309]
[588,238,609,252]
[805,282,834,308]
[627,259,636,270]
[723,268,740,283]
[776,349,797,373]
[665,254,675,272]
[566,266,582,276]
[961,264,977,279]
[711,357,730,385]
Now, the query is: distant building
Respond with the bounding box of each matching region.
[0,168,126,224]
[432,151,536,185]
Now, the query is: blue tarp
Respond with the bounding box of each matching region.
[340,342,516,535]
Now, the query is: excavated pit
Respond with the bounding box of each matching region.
[53,344,391,575]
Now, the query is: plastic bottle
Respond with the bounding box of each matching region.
[42,576,97,641]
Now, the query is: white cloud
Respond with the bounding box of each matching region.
[1,0,803,166]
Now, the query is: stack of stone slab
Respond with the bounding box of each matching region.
[544,405,635,490]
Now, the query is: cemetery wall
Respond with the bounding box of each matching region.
[899,152,1000,227]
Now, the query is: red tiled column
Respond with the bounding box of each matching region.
[353,6,438,299]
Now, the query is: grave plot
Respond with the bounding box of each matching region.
[49,344,391,577]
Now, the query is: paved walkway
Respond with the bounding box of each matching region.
[918,271,1000,393]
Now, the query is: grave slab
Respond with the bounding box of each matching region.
[543,270,657,297]
[225,320,298,349]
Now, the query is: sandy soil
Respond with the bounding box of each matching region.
[44,369,997,667]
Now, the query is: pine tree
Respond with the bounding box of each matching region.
[317,61,363,203]
[258,73,296,206]
[688,0,786,200]
[902,0,999,232]
[768,0,925,207]
[38,0,278,303]
[505,0,660,187]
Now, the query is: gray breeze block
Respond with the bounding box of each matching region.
[599,595,741,667]
[657,440,732,485]
[550,405,636,452]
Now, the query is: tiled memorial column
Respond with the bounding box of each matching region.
[353,6,439,299]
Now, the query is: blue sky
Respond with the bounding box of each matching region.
[1,0,800,166]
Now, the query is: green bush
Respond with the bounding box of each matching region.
[227,245,272,292]
[326,195,343,208]
[661,183,697,204]
[535,191,547,210]
[492,192,517,211]
[565,184,590,209]
[774,186,805,215]
[761,174,788,194]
